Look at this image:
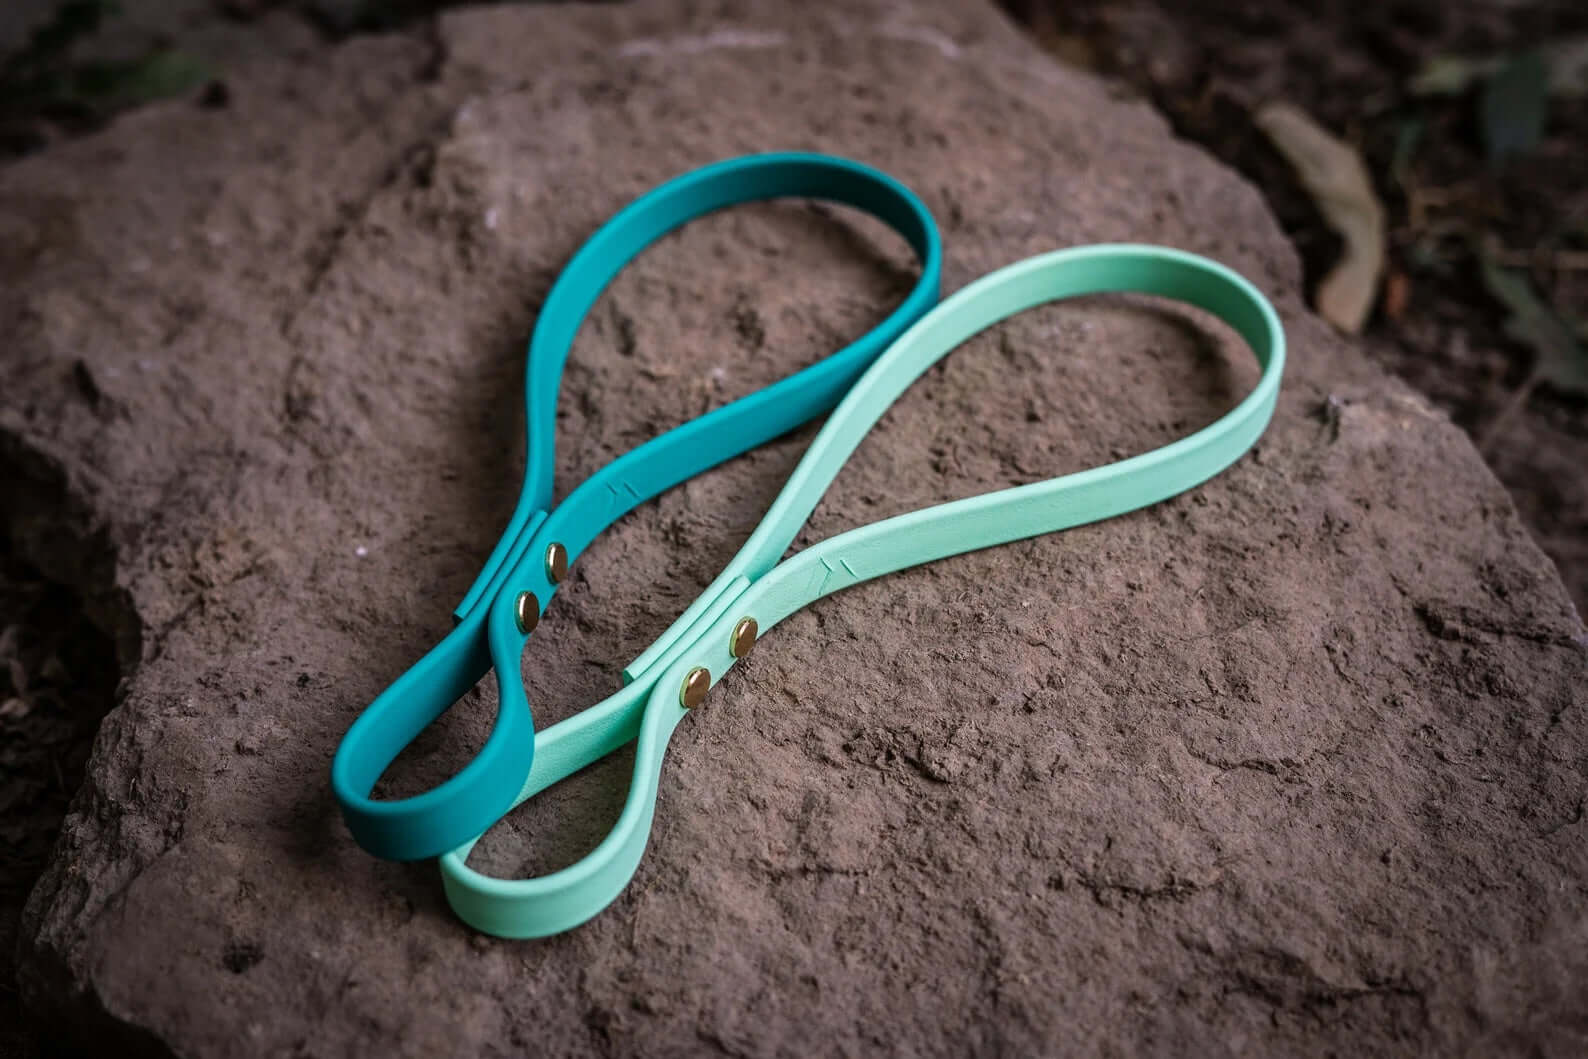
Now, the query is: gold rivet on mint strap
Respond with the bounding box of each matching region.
[680,667,711,709]
[729,617,758,659]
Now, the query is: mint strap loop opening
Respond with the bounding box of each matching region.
[440,243,1285,938]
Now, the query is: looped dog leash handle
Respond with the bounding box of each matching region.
[331,154,942,861]
[439,244,1286,938]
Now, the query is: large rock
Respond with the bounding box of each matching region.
[4,0,1584,1054]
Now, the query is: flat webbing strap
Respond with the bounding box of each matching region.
[330,153,942,862]
[439,244,1286,938]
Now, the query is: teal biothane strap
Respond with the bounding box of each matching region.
[440,243,1286,938]
[331,154,942,861]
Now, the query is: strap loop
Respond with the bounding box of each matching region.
[331,154,942,860]
[440,244,1286,937]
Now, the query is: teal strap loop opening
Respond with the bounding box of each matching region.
[331,154,942,861]
[439,244,1286,937]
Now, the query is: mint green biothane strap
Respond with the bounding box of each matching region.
[440,244,1286,938]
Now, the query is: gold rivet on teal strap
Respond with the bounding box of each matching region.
[514,591,539,635]
[729,617,758,659]
[680,667,710,709]
[545,542,568,584]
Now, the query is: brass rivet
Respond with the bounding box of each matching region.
[680,666,710,709]
[514,591,540,635]
[545,542,568,584]
[729,617,758,659]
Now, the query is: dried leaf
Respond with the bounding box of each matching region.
[1480,51,1549,163]
[1545,36,1588,97]
[1411,38,1588,99]
[5,657,26,696]
[1383,270,1410,322]
[1410,55,1501,97]
[1255,101,1385,333]
[1479,253,1588,396]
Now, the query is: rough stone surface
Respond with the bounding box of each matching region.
[3,0,1586,1055]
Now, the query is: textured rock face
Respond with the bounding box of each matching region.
[3,0,1585,1055]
